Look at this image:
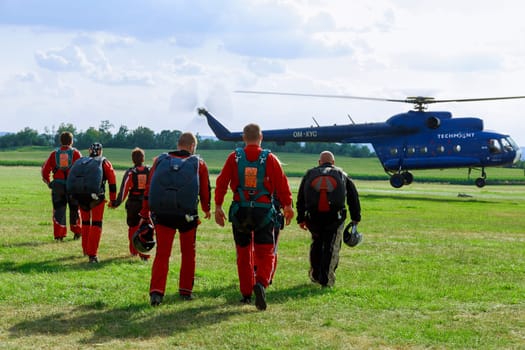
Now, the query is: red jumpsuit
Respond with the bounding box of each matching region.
[141,150,211,298]
[41,146,83,240]
[116,165,150,259]
[78,158,117,259]
[215,144,293,298]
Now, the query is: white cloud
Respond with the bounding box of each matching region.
[35,46,92,72]
[13,71,39,83]
[173,57,204,76]
[246,58,286,76]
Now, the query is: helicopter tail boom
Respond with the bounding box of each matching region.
[198,107,408,143]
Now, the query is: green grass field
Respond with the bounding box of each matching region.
[1,149,524,349]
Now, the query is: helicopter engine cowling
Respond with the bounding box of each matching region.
[386,111,452,130]
[439,117,484,131]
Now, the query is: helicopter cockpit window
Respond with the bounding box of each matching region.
[454,145,461,152]
[500,138,513,152]
[507,137,519,150]
[488,139,501,153]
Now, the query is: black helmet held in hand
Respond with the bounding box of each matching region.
[132,222,156,254]
[343,222,362,247]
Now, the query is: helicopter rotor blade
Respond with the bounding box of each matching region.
[429,96,525,104]
[235,90,525,105]
[235,90,407,103]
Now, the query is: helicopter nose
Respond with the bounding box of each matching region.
[514,147,522,164]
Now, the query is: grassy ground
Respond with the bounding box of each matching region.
[1,165,524,349]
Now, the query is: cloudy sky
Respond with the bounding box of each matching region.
[1,0,525,145]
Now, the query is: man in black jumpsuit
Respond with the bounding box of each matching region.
[296,151,361,287]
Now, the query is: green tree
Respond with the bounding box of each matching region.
[76,127,101,149]
[130,126,156,148]
[98,120,114,146]
[156,130,181,148]
[17,127,40,146]
[112,125,130,148]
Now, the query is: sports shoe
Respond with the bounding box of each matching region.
[88,256,99,264]
[73,233,81,240]
[180,294,193,301]
[240,296,252,304]
[150,292,163,306]
[253,282,267,311]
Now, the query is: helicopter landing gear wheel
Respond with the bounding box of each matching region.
[402,172,414,185]
[475,177,486,188]
[390,173,405,188]
[475,167,486,188]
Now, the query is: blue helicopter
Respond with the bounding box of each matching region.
[197,92,523,188]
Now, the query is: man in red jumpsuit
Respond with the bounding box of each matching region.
[214,123,294,311]
[74,143,118,263]
[114,147,150,261]
[140,132,211,306]
[41,131,82,241]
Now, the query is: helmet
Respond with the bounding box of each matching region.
[343,223,362,247]
[89,142,103,157]
[132,223,156,254]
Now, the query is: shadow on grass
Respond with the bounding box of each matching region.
[362,192,498,204]
[0,253,143,274]
[8,282,324,346]
[0,239,53,249]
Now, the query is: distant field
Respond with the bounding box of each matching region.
[2,146,524,185]
[1,166,524,349]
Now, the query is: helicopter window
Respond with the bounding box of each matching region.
[500,138,513,152]
[420,146,428,154]
[437,145,445,153]
[407,147,415,155]
[488,139,501,153]
[454,145,461,152]
[390,148,398,155]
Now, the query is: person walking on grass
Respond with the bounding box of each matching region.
[67,142,118,263]
[296,151,361,287]
[41,131,83,241]
[113,147,151,261]
[140,132,211,306]
[214,123,294,311]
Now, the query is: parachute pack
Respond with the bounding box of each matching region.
[235,147,271,208]
[228,148,275,230]
[129,166,149,199]
[148,153,199,216]
[66,156,105,199]
[54,147,74,173]
[304,166,346,213]
[131,166,149,191]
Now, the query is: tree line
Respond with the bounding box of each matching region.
[0,121,375,157]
